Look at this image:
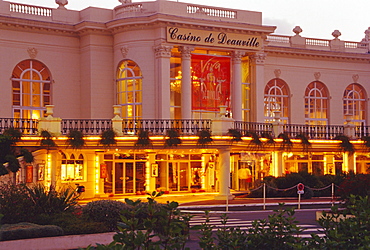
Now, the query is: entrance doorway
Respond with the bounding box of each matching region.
[169,162,189,191]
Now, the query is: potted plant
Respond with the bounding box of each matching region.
[197,130,213,147]
[135,129,152,148]
[296,132,311,152]
[67,130,85,149]
[334,135,355,155]
[261,132,275,147]
[227,129,242,143]
[164,129,182,148]
[40,130,56,149]
[99,129,117,148]
[278,132,293,151]
[361,136,370,150]
[246,131,262,147]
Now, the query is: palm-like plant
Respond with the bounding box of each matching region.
[99,129,117,148]
[227,129,243,143]
[40,130,56,149]
[67,130,85,149]
[164,129,182,148]
[334,135,355,155]
[278,132,293,151]
[135,130,152,148]
[197,130,213,147]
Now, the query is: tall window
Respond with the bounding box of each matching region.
[117,60,142,119]
[12,60,51,119]
[61,152,84,181]
[343,83,367,126]
[304,81,329,125]
[170,48,182,119]
[264,78,290,123]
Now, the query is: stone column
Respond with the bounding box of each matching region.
[250,52,266,122]
[231,51,244,121]
[154,45,172,119]
[214,147,234,200]
[147,153,156,191]
[179,46,193,119]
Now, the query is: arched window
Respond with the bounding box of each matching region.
[12,60,51,119]
[116,60,142,119]
[264,78,290,123]
[304,81,329,125]
[343,83,367,126]
[61,152,84,181]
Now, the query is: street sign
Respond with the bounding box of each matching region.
[297,183,305,195]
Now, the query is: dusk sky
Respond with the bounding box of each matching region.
[10,0,369,42]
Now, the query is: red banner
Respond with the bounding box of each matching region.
[100,163,107,179]
[191,54,231,111]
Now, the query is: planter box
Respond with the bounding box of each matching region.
[0,232,115,250]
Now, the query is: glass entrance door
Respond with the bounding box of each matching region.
[169,162,189,191]
[114,162,144,194]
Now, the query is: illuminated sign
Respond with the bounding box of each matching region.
[167,27,261,50]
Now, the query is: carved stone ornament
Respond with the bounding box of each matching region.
[56,0,68,9]
[154,45,172,58]
[250,52,266,65]
[27,47,38,59]
[231,50,245,62]
[178,46,194,59]
[120,46,129,58]
[119,0,132,4]
[314,72,321,81]
[274,69,281,78]
[332,30,341,39]
[352,74,359,83]
[293,26,303,36]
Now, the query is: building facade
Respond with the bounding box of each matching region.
[0,0,369,199]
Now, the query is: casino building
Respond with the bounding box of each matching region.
[0,0,369,199]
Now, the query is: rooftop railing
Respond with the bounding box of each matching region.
[187,5,237,19]
[355,125,370,137]
[9,2,52,17]
[0,118,38,135]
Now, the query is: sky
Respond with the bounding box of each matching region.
[10,0,369,42]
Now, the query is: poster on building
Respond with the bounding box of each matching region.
[38,164,44,181]
[26,165,33,183]
[191,54,231,111]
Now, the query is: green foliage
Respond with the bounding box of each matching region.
[228,129,243,143]
[99,129,117,148]
[0,222,63,241]
[40,130,56,148]
[306,195,370,249]
[0,128,24,176]
[0,183,79,224]
[0,183,34,224]
[26,183,78,215]
[33,212,109,235]
[82,199,129,231]
[278,132,293,151]
[197,129,213,147]
[334,135,355,155]
[94,191,191,249]
[295,133,311,152]
[20,148,34,163]
[134,129,152,148]
[67,129,85,149]
[338,173,370,199]
[164,129,182,147]
[197,210,217,249]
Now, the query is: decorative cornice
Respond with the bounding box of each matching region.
[231,50,245,63]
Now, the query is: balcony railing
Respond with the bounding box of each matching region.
[355,125,370,137]
[0,118,38,135]
[122,119,212,136]
[62,119,112,135]
[234,121,273,137]
[283,124,344,140]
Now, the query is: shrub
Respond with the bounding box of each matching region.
[0,183,35,224]
[0,222,63,241]
[82,200,129,231]
[338,173,370,199]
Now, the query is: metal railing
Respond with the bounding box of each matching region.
[283,124,344,140]
[0,118,38,135]
[187,5,236,19]
[61,119,112,135]
[234,121,273,137]
[122,119,212,135]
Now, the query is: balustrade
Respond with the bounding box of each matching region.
[61,119,112,135]
[283,124,344,139]
[0,118,38,135]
